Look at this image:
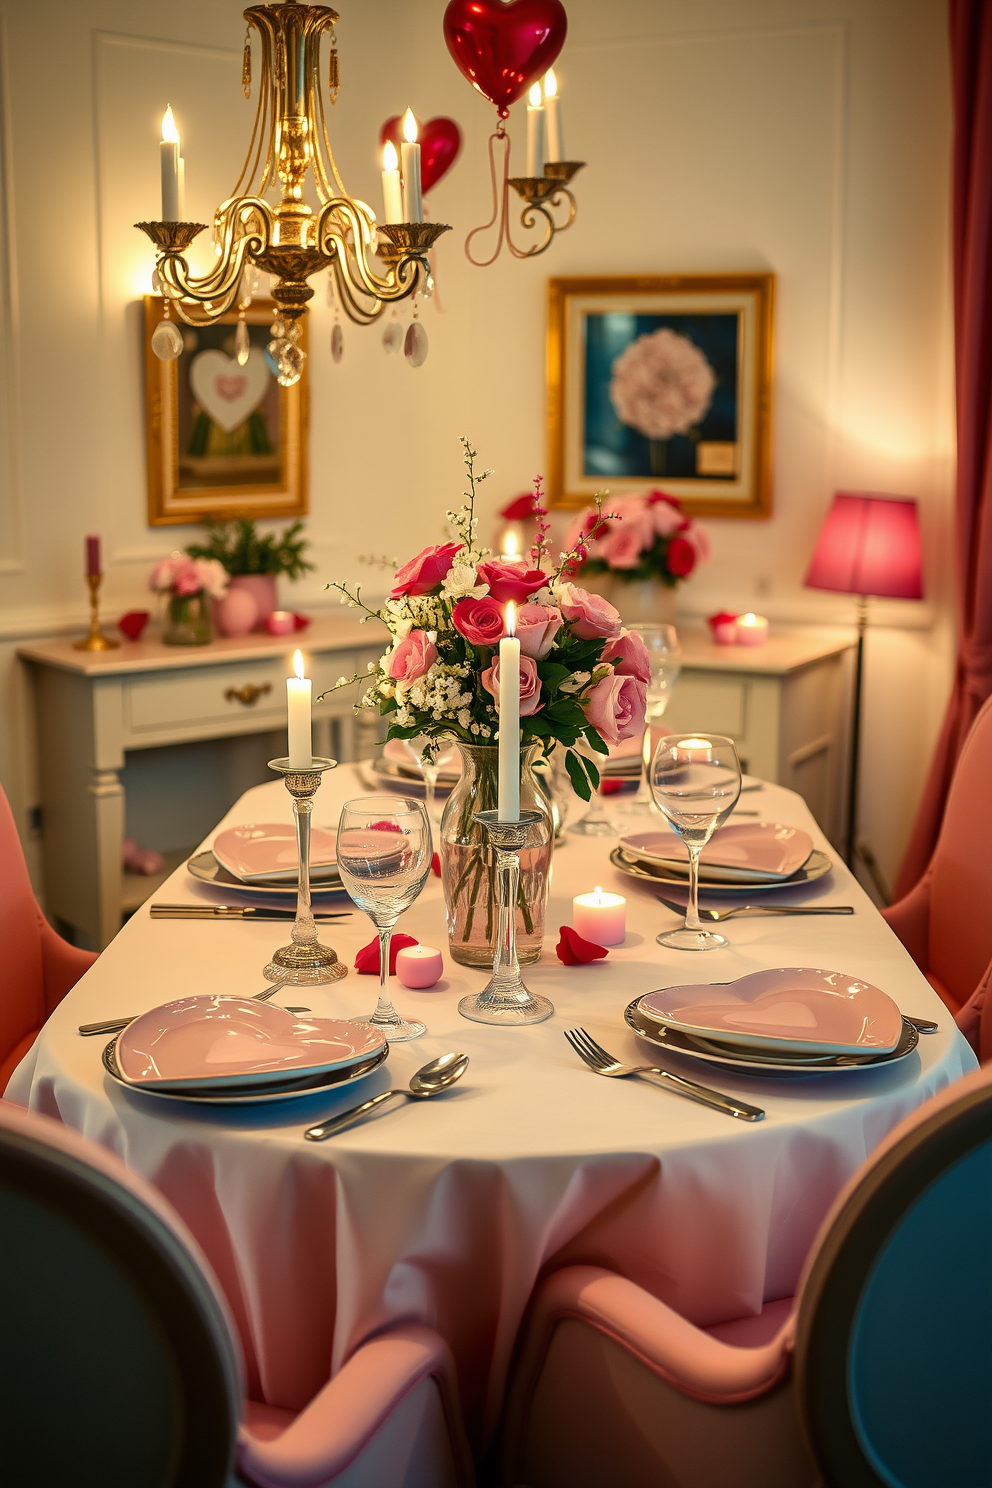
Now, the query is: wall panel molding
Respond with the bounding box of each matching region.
[0,14,24,574]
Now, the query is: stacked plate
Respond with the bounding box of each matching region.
[626,968,919,1075]
[103,995,388,1105]
[188,822,345,898]
[362,740,462,797]
[611,822,833,895]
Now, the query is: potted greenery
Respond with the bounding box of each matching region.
[186,518,314,635]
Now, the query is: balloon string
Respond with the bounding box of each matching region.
[464,130,510,268]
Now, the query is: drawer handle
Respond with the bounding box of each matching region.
[225,683,272,707]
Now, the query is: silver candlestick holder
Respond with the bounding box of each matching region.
[457,811,554,1026]
[263,757,347,986]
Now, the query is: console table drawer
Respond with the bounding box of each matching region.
[664,674,746,738]
[124,660,290,736]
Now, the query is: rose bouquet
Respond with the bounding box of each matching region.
[565,489,710,589]
[149,553,229,646]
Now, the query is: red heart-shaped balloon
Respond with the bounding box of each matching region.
[379,115,462,194]
[443,0,567,118]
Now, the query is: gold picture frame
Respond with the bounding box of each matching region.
[547,273,775,518]
[143,295,309,526]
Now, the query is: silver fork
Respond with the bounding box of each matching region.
[564,1027,764,1122]
[77,985,310,1037]
[655,895,854,922]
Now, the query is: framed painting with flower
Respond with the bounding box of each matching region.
[547,274,775,518]
[143,295,308,526]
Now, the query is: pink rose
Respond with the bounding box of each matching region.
[481,652,543,717]
[583,673,647,745]
[390,542,462,597]
[602,627,651,683]
[385,629,438,683]
[515,602,562,658]
[452,596,505,647]
[647,491,685,538]
[476,560,548,606]
[172,560,204,596]
[557,582,622,640]
[148,555,182,592]
[601,523,646,570]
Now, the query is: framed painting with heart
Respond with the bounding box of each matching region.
[143,296,308,526]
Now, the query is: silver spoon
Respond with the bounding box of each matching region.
[304,1052,469,1141]
[78,985,306,1037]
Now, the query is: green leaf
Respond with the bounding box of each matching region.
[536,661,571,691]
[581,753,601,791]
[564,748,592,802]
[583,725,610,756]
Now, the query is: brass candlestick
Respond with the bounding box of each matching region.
[73,573,119,652]
[263,757,347,987]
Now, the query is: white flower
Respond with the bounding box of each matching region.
[441,562,489,602]
[559,671,591,694]
[609,328,716,440]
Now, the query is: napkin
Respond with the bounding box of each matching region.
[556,925,608,965]
[355,933,419,974]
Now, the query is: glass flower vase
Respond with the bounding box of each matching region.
[163,591,212,646]
[439,742,553,968]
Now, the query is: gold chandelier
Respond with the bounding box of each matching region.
[136,1,449,386]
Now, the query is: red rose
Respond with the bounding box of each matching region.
[355,932,418,974]
[646,489,682,510]
[476,560,548,605]
[667,536,697,578]
[499,493,537,521]
[390,542,463,597]
[452,596,505,646]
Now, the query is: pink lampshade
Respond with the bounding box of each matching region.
[804,493,923,600]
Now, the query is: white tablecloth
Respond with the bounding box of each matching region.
[9,767,975,1444]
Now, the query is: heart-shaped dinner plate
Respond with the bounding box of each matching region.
[116,997,385,1092]
[104,1036,388,1105]
[638,968,904,1057]
[212,823,338,884]
[619,823,814,882]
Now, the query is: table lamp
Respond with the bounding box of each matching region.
[804,493,923,867]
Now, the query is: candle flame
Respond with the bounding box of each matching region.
[382,139,398,171]
[594,885,603,902]
[402,108,418,143]
[544,68,558,98]
[293,649,305,680]
[528,82,543,107]
[679,738,712,750]
[740,612,757,624]
[505,601,516,637]
[502,529,519,559]
[161,105,179,144]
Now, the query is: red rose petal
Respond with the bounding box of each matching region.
[355,932,419,974]
[555,925,609,966]
[368,820,403,833]
[432,852,441,877]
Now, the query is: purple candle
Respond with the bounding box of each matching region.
[85,535,101,577]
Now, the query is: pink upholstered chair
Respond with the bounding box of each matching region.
[882,693,992,1060]
[501,1064,992,1488]
[0,1101,474,1487]
[0,784,97,1092]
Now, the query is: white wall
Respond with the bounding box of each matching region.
[0,0,954,893]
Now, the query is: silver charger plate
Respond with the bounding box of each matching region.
[624,998,919,1075]
[103,1035,388,1104]
[187,851,346,899]
[609,846,833,896]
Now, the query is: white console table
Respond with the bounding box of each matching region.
[19,615,385,949]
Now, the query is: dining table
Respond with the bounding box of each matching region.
[7,763,976,1451]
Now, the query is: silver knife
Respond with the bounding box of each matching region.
[149,904,351,920]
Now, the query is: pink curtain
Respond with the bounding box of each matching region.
[896,0,992,898]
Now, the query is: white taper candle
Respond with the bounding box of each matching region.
[543,69,564,161]
[160,106,180,221]
[381,140,403,224]
[400,108,422,223]
[287,649,312,767]
[526,83,545,176]
[498,602,521,821]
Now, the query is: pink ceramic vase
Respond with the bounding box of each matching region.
[228,574,279,632]
[214,585,258,638]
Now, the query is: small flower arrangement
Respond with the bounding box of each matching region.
[148,553,229,600]
[326,440,649,801]
[566,489,710,588]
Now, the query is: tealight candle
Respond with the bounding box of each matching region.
[675,737,714,764]
[735,612,769,646]
[266,610,295,636]
[396,944,443,989]
[573,886,626,945]
[707,611,739,645]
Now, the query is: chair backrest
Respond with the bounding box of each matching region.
[795,1064,992,1487]
[0,1101,243,1488]
[926,693,992,1006]
[0,784,46,1068]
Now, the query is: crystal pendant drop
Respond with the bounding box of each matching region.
[422,274,435,301]
[382,318,402,354]
[330,324,344,363]
[403,320,428,368]
[234,318,251,366]
[275,343,306,387]
[151,319,184,361]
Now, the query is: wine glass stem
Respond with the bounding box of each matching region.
[684,846,704,930]
[374,925,397,1022]
[292,795,317,947]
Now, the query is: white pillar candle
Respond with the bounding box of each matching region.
[160,106,180,221]
[526,83,545,176]
[735,612,769,646]
[400,108,422,223]
[287,648,312,767]
[573,887,626,945]
[543,69,564,161]
[498,601,520,821]
[381,139,403,224]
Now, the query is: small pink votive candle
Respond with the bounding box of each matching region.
[735,612,769,646]
[396,944,443,989]
[265,609,295,636]
[707,611,739,645]
[572,887,626,946]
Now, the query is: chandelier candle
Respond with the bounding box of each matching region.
[400,108,423,223]
[497,601,521,822]
[287,649,312,768]
[573,887,626,945]
[526,83,545,176]
[543,70,563,161]
[381,140,403,224]
[160,106,180,221]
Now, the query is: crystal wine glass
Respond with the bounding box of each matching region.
[623,624,682,816]
[649,734,742,950]
[336,795,433,1039]
[399,735,460,829]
